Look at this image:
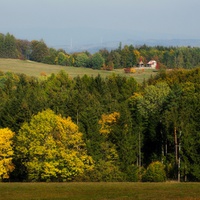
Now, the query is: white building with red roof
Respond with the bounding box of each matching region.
[147,60,157,69]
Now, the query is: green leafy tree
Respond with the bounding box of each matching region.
[89,53,105,69]
[30,40,48,62]
[16,109,94,182]
[55,52,67,66]
[16,39,31,60]
[136,82,171,164]
[99,48,110,66]
[0,33,4,57]
[4,33,18,58]
[121,45,131,68]
[43,48,58,64]
[110,51,121,68]
[74,53,89,67]
[120,45,137,68]
[0,128,15,180]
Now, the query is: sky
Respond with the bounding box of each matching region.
[1,0,200,48]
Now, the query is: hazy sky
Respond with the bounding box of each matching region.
[1,0,200,47]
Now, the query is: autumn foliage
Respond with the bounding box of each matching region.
[0,66,200,182]
[16,110,94,182]
[99,112,120,135]
[0,128,15,180]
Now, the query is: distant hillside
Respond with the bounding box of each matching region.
[64,39,200,53]
[1,32,200,74]
[0,58,157,83]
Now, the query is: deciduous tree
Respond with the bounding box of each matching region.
[0,128,15,180]
[74,53,89,67]
[89,53,105,69]
[16,109,94,181]
[30,40,48,62]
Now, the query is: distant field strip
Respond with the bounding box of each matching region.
[0,59,157,82]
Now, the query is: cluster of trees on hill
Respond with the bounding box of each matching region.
[0,68,200,182]
[1,33,200,70]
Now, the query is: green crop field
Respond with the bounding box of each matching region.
[0,58,157,83]
[0,182,200,200]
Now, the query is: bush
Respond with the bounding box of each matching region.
[82,160,124,182]
[142,161,166,182]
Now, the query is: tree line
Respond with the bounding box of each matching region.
[1,33,200,69]
[0,67,200,182]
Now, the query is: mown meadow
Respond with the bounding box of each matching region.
[0,182,200,200]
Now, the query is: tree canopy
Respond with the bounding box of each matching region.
[16,109,94,182]
[0,33,200,182]
[0,128,15,180]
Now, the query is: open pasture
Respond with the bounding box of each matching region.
[0,58,156,83]
[0,182,199,200]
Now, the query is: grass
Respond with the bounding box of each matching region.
[0,182,200,200]
[0,58,157,83]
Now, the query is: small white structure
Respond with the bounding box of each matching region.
[147,60,157,69]
[138,60,144,67]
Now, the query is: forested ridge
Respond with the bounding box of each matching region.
[0,33,200,182]
[1,32,200,69]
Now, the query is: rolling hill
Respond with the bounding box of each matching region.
[0,58,157,83]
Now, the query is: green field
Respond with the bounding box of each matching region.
[0,58,156,83]
[0,182,199,200]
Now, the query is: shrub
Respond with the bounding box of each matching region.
[142,161,166,182]
[83,160,124,182]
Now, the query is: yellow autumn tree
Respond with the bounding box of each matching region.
[16,109,94,182]
[99,112,120,136]
[0,128,15,180]
[98,112,120,162]
[133,50,141,62]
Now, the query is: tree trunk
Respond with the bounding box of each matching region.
[174,127,178,164]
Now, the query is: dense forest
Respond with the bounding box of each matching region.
[0,33,200,182]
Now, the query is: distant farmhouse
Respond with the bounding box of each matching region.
[137,60,158,69]
[124,59,158,73]
[146,60,157,69]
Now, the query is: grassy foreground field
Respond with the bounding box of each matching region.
[0,58,156,83]
[0,182,200,200]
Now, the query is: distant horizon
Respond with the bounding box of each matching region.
[2,30,200,53]
[3,28,200,49]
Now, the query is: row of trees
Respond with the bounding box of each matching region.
[1,33,200,69]
[0,68,200,182]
